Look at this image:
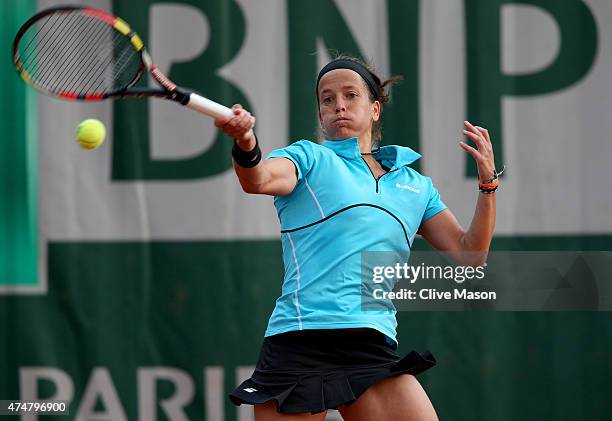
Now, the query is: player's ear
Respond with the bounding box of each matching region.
[372,100,381,122]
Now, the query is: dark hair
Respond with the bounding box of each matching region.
[317,54,403,147]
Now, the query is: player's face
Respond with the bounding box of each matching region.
[317,69,380,141]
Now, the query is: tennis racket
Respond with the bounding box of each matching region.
[12,5,233,119]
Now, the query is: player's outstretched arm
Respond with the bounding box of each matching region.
[215,104,297,196]
[418,121,497,266]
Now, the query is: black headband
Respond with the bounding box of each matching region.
[316,59,380,100]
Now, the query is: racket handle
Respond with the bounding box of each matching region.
[186,92,233,119]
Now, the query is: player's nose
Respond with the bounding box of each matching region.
[335,97,346,112]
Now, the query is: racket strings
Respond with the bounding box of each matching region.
[37,14,100,91]
[20,13,55,63]
[111,44,140,79]
[23,13,72,81]
[38,13,121,93]
[16,10,142,97]
[24,13,87,85]
[22,12,104,92]
[65,29,124,95]
[87,40,132,94]
[47,16,110,91]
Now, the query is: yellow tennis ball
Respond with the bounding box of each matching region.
[76,119,106,150]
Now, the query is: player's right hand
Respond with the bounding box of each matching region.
[215,104,256,148]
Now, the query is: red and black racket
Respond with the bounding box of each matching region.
[12,5,233,119]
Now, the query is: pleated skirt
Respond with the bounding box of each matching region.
[229,328,436,414]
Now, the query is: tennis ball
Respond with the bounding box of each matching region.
[76,119,106,150]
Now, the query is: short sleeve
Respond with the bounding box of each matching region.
[265,140,315,182]
[421,178,447,223]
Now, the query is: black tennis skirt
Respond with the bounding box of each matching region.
[229,328,436,414]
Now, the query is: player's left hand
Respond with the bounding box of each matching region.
[459,120,496,180]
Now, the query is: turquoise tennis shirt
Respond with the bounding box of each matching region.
[264,137,447,344]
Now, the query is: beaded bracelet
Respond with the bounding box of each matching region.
[479,185,498,194]
[478,165,505,194]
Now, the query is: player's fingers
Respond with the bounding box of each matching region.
[464,121,492,148]
[232,112,250,131]
[462,130,486,150]
[464,121,487,144]
[227,111,245,129]
[459,141,482,160]
[215,113,234,126]
[235,120,248,133]
[243,118,255,134]
[464,120,479,133]
[217,119,242,139]
[476,126,492,145]
[237,114,254,132]
[239,109,254,126]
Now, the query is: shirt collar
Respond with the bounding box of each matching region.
[321,136,421,169]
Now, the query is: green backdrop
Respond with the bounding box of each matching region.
[1,0,611,420]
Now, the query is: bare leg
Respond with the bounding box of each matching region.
[254,401,328,421]
[338,374,438,421]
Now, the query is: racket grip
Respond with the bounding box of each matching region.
[186,93,233,119]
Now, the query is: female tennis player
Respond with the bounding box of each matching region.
[215,56,499,420]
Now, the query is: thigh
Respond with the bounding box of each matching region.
[254,401,328,421]
[338,374,438,421]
